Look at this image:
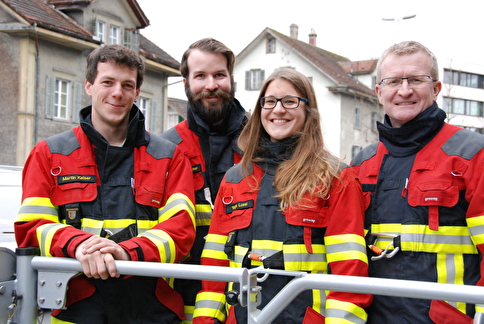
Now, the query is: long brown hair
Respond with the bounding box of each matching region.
[238,68,341,208]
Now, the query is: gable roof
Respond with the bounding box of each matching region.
[1,0,94,42]
[339,59,378,75]
[139,34,180,72]
[168,97,187,119]
[238,27,376,99]
[0,0,180,72]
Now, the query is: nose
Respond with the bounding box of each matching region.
[111,82,123,97]
[397,79,413,96]
[272,100,286,113]
[204,76,219,91]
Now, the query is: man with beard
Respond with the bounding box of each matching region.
[160,38,247,323]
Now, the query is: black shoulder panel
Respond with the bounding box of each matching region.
[45,130,79,155]
[159,127,182,145]
[147,134,176,159]
[351,142,379,167]
[442,129,484,160]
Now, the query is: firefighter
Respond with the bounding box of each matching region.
[15,44,195,323]
[161,38,247,323]
[193,68,372,324]
[351,41,484,323]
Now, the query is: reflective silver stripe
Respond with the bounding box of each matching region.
[325,308,366,324]
[326,241,365,255]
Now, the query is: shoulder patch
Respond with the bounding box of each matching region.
[159,127,182,145]
[225,164,249,184]
[147,134,176,159]
[442,129,484,160]
[351,142,379,166]
[45,130,79,155]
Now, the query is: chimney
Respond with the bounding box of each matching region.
[290,24,298,40]
[309,29,317,46]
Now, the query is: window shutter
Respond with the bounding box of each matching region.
[260,70,265,89]
[45,75,55,119]
[245,71,250,90]
[72,82,83,124]
[93,17,98,40]
[151,100,158,133]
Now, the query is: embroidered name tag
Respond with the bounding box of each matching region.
[226,200,254,214]
[58,175,96,184]
[192,164,202,174]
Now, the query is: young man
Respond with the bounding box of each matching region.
[15,44,196,323]
[351,41,484,323]
[160,38,247,323]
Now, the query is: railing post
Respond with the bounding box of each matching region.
[15,247,38,324]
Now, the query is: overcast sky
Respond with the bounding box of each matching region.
[136,0,483,99]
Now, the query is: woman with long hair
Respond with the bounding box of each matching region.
[193,68,372,324]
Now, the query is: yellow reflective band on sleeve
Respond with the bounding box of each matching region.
[181,305,194,324]
[476,305,484,314]
[36,223,69,256]
[80,218,104,236]
[195,203,212,227]
[325,298,367,324]
[16,197,58,223]
[231,245,249,268]
[325,234,368,264]
[201,233,228,260]
[371,223,478,254]
[467,215,484,245]
[158,193,195,229]
[193,291,227,322]
[139,229,175,263]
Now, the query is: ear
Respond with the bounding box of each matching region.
[134,88,141,102]
[432,80,442,101]
[375,84,384,105]
[182,78,187,86]
[84,80,92,96]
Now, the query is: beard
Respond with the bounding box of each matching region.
[185,81,235,125]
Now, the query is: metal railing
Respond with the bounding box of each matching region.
[8,248,484,324]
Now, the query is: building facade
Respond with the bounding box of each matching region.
[0,0,180,166]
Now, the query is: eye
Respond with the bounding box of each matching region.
[264,98,276,105]
[387,78,400,85]
[409,76,424,83]
[282,97,297,105]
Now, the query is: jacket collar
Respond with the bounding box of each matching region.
[79,105,149,149]
[377,102,446,157]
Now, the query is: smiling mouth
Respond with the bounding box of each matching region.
[396,101,417,105]
[272,119,289,124]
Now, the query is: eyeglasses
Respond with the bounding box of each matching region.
[260,95,308,109]
[379,75,436,88]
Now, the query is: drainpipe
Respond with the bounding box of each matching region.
[33,23,40,145]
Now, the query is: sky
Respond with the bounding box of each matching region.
[136,0,483,99]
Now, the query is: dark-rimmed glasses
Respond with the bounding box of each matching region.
[379,75,437,88]
[260,95,308,109]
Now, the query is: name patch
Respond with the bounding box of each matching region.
[192,164,202,174]
[226,199,254,214]
[58,174,96,185]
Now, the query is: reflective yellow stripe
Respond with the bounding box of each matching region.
[325,234,368,264]
[51,316,76,324]
[326,298,367,324]
[467,215,484,245]
[139,229,175,263]
[476,305,484,313]
[81,218,104,235]
[16,197,58,222]
[158,193,195,229]
[283,244,326,271]
[36,223,69,256]
[436,253,467,313]
[202,234,228,261]
[251,240,283,266]
[312,288,326,316]
[371,223,477,254]
[193,291,226,322]
[231,245,248,268]
[195,203,212,227]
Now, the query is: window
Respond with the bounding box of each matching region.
[95,20,106,43]
[54,79,70,119]
[352,145,362,159]
[267,38,276,53]
[167,113,182,129]
[245,69,265,91]
[371,112,377,132]
[124,28,139,52]
[110,25,120,44]
[354,107,361,129]
[444,69,484,89]
[138,97,151,131]
[443,97,483,116]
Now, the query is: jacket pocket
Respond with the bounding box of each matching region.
[407,181,459,208]
[135,183,164,208]
[51,181,97,205]
[284,203,329,228]
[219,206,253,233]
